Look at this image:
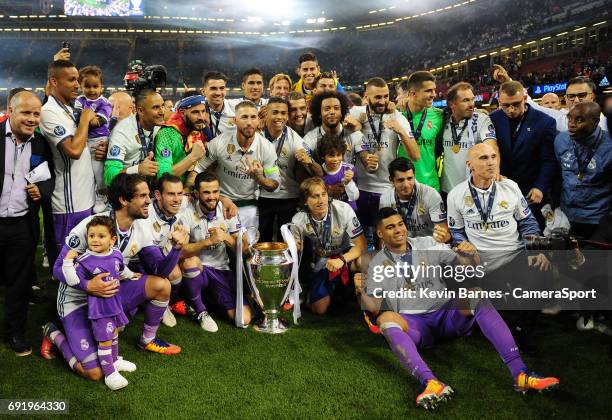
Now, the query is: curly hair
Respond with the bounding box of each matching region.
[309,90,350,127]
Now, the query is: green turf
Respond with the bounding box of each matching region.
[1,258,611,419]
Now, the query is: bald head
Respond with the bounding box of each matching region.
[467,143,498,182]
[8,91,42,141]
[567,102,601,140]
[109,91,134,121]
[540,93,560,111]
[468,143,495,162]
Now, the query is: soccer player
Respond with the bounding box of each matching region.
[196,101,280,229]
[154,95,207,180]
[380,158,449,241]
[227,68,268,110]
[288,91,310,136]
[292,52,345,104]
[398,71,444,191]
[181,171,252,327]
[269,73,292,99]
[440,82,498,195]
[104,89,165,185]
[163,99,174,121]
[356,207,559,409]
[201,71,236,139]
[394,80,410,112]
[40,60,98,251]
[540,93,561,111]
[349,77,418,245]
[42,174,185,383]
[313,71,337,95]
[291,177,366,315]
[75,66,112,213]
[555,102,612,239]
[146,174,204,329]
[258,97,321,242]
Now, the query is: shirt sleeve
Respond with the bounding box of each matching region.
[97,99,113,124]
[343,204,363,239]
[478,115,497,141]
[395,112,414,137]
[446,189,465,230]
[262,142,280,182]
[195,138,217,173]
[526,97,567,132]
[40,108,74,149]
[344,180,360,201]
[154,127,181,177]
[227,214,242,234]
[424,187,447,223]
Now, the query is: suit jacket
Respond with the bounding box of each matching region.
[490,105,557,197]
[0,119,55,239]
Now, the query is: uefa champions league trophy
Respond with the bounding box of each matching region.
[235,225,302,333]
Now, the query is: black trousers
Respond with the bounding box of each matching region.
[0,215,36,338]
[257,197,298,242]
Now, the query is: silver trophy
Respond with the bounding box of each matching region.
[245,225,301,334]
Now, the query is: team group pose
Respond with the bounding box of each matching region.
[4,47,612,409]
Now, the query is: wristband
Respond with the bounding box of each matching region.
[126,165,139,175]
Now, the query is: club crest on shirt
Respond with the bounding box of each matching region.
[227,144,236,155]
[427,120,433,130]
[333,226,341,236]
[359,112,366,123]
[305,223,313,234]
[115,261,120,272]
[587,158,597,170]
[134,134,140,144]
[53,125,66,136]
[153,221,161,233]
[128,244,139,257]
[464,196,474,207]
[499,200,509,209]
[106,322,114,334]
[281,146,288,158]
[418,205,425,215]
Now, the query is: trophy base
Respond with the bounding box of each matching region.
[254,318,288,334]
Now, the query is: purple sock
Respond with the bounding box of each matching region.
[474,301,526,378]
[170,277,182,302]
[97,343,115,377]
[182,271,207,314]
[112,334,118,362]
[50,330,77,371]
[381,323,436,386]
[141,299,168,344]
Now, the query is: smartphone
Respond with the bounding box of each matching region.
[62,41,70,51]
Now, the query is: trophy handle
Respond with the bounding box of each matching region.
[245,226,260,255]
[280,223,303,324]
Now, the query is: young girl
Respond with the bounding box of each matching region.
[62,216,138,390]
[319,134,359,211]
[75,66,113,213]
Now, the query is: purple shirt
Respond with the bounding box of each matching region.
[322,162,358,211]
[75,95,112,139]
[72,249,126,320]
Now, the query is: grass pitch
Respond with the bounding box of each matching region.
[1,260,611,419]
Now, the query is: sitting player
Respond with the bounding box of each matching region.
[181,172,252,328]
[319,134,359,211]
[291,177,366,315]
[62,216,138,390]
[355,208,559,409]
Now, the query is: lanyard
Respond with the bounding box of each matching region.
[153,200,177,226]
[366,107,384,151]
[383,246,413,266]
[206,104,222,137]
[574,130,604,181]
[264,127,287,157]
[406,108,428,141]
[450,118,469,146]
[309,210,332,257]
[511,106,529,142]
[109,210,133,253]
[468,181,497,231]
[136,115,154,161]
[52,95,77,124]
[394,187,418,225]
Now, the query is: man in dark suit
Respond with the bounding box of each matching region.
[1,91,54,356]
[490,81,557,227]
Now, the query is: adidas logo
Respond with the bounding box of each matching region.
[92,267,102,275]
[101,360,109,366]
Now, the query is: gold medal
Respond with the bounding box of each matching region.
[378,144,383,152]
[483,223,489,232]
[452,144,461,154]
[418,205,425,215]
[319,249,326,257]
[153,221,161,233]
[577,173,584,181]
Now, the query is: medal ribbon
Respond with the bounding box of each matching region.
[406,108,428,141]
[450,118,469,148]
[468,181,497,229]
[366,106,384,151]
[308,210,332,256]
[573,130,604,180]
[394,186,418,227]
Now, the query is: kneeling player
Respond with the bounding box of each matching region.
[291,177,366,315]
[356,208,559,410]
[182,172,252,327]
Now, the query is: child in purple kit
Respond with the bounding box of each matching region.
[75,66,113,213]
[319,134,359,211]
[62,216,139,390]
